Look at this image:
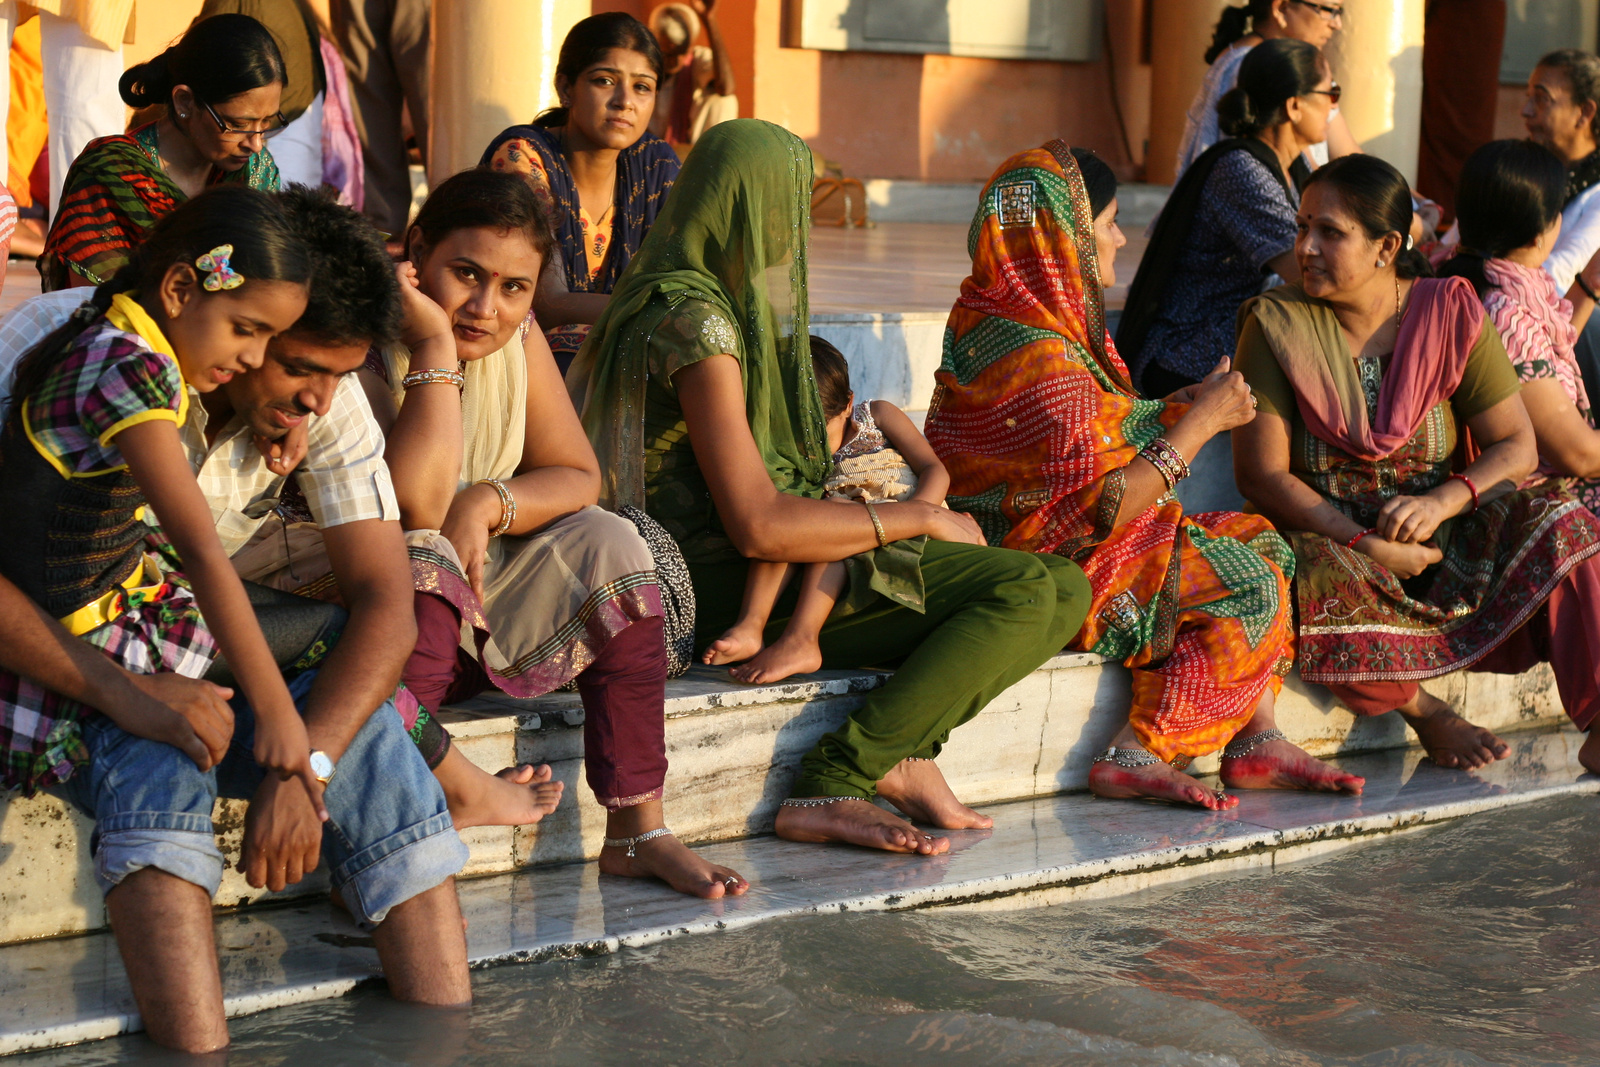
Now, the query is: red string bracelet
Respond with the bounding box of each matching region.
[1346,528,1376,549]
[1448,473,1480,512]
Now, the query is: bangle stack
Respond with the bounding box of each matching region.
[476,478,516,536]
[1448,473,1481,512]
[1138,437,1191,491]
[1346,527,1376,550]
[401,367,465,391]
[863,500,889,548]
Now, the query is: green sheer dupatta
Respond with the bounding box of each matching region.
[568,119,829,509]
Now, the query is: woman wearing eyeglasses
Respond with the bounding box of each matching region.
[40,14,287,292]
[1121,38,1337,397]
[1175,0,1357,181]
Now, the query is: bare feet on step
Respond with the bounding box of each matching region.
[702,620,764,667]
[599,832,748,899]
[437,745,565,829]
[728,631,824,684]
[1399,689,1509,770]
[876,758,993,829]
[1580,730,1600,776]
[1089,755,1238,810]
[774,797,949,854]
[1220,737,1364,794]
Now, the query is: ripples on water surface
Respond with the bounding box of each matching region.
[25,794,1600,1066]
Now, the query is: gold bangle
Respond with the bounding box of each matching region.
[863,500,888,548]
[476,478,516,536]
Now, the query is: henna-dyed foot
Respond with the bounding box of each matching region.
[1400,690,1508,770]
[1581,730,1600,776]
[702,621,764,666]
[1220,738,1364,794]
[728,632,824,684]
[437,746,565,829]
[599,833,748,899]
[1089,752,1238,810]
[774,798,949,854]
[877,758,993,829]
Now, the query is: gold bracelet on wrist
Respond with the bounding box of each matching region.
[401,368,466,391]
[476,478,516,536]
[863,500,889,548]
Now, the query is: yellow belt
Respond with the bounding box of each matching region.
[60,553,167,637]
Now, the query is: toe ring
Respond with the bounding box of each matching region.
[1221,728,1288,760]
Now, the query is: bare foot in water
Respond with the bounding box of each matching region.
[1580,730,1600,776]
[1399,689,1509,770]
[599,832,749,899]
[1221,737,1364,794]
[702,620,764,667]
[729,631,824,684]
[877,758,993,829]
[775,797,949,854]
[436,746,565,829]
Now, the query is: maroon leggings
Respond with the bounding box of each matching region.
[1327,555,1600,730]
[407,592,669,808]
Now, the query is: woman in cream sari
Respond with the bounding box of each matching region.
[365,168,746,899]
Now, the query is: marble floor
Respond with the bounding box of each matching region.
[808,222,1148,315]
[2,727,1594,1056]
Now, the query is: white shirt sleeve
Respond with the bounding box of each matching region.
[1545,184,1600,293]
[295,374,401,530]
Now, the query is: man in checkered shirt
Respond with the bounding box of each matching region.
[0,188,475,1051]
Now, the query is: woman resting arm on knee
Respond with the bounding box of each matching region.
[573,119,1095,856]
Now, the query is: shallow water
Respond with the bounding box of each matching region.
[21,794,1600,1066]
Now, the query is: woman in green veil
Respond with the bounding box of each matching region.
[570,120,1093,853]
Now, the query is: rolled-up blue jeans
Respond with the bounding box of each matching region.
[57,671,469,929]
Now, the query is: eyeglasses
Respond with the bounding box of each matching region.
[1290,0,1344,21]
[1308,82,1343,105]
[201,99,286,141]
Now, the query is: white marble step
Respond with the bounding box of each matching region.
[0,652,1568,945]
[0,726,1590,1057]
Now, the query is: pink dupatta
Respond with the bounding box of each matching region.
[1243,276,1484,460]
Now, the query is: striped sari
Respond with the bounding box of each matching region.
[39,122,280,291]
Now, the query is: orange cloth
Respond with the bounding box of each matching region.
[7,18,46,207]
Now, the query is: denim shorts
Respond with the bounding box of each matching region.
[57,671,469,929]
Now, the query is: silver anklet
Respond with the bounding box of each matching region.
[602,826,674,857]
[780,796,861,808]
[1222,728,1287,759]
[1091,746,1163,768]
[905,757,935,763]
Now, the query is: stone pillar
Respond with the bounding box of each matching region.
[1325,0,1426,185]
[429,0,588,183]
[1146,0,1229,185]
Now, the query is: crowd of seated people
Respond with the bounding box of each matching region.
[9,3,1600,1057]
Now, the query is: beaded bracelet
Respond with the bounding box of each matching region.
[401,367,466,391]
[863,500,889,548]
[1448,473,1480,512]
[1346,528,1376,550]
[1137,437,1191,491]
[476,478,516,536]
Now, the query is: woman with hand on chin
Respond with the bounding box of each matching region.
[365,168,746,900]
[480,12,679,374]
[1234,154,1600,772]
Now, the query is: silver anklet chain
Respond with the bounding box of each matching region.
[602,826,674,857]
[1222,728,1287,759]
[1091,745,1165,768]
[780,796,863,808]
[905,757,935,763]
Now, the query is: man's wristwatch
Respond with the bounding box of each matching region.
[309,749,336,785]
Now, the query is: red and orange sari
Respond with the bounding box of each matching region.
[925,141,1294,762]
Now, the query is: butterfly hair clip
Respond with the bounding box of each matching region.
[196,244,245,292]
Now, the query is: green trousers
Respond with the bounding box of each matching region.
[691,542,1091,798]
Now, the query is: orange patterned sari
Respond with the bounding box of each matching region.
[925,141,1295,761]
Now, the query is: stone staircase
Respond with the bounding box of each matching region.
[0,648,1566,945]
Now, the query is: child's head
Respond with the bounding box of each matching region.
[811,335,853,451]
[14,187,311,406]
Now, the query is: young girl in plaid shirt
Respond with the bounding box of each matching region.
[0,186,327,808]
